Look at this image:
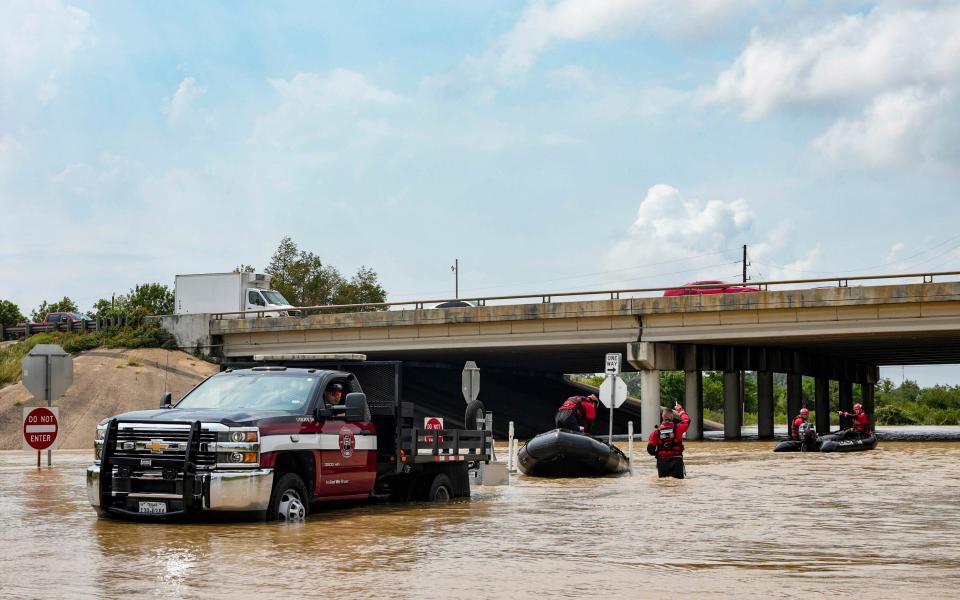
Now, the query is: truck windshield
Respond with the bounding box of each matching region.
[176,373,317,411]
[261,290,290,305]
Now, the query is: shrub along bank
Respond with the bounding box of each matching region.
[0,323,176,387]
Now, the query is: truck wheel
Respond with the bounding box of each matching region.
[464,400,485,430]
[267,473,309,522]
[427,473,453,502]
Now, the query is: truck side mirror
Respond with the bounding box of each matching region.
[344,393,370,422]
[315,406,333,420]
[160,392,173,408]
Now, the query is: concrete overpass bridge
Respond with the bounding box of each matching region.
[165,272,960,439]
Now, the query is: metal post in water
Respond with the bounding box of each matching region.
[508,421,515,472]
[45,354,52,467]
[608,374,615,446]
[627,420,634,475]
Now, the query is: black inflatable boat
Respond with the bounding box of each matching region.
[773,423,820,452]
[818,432,878,453]
[517,429,630,477]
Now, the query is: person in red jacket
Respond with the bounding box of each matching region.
[554,395,598,433]
[790,408,810,440]
[647,403,690,479]
[837,403,872,439]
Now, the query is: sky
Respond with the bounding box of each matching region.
[1,0,959,383]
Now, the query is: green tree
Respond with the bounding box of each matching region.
[659,371,685,407]
[0,299,26,329]
[333,266,387,308]
[31,296,78,321]
[265,237,387,309]
[125,283,174,316]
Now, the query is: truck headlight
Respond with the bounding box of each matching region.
[218,429,258,443]
[216,428,260,466]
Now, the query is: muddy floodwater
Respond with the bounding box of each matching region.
[3,443,959,599]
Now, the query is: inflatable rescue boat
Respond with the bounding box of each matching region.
[818,432,878,453]
[517,429,630,477]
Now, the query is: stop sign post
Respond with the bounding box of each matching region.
[23,407,60,467]
[21,344,73,467]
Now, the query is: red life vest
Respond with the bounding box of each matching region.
[790,416,806,440]
[852,411,871,434]
[654,420,684,458]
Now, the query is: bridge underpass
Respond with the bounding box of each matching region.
[184,276,960,440]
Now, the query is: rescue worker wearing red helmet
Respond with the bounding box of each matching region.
[554,394,598,433]
[790,407,811,440]
[837,403,871,439]
[647,403,690,479]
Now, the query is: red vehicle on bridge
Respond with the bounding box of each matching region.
[15,312,90,339]
[663,280,760,297]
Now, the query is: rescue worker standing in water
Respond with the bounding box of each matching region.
[647,403,690,479]
[554,395,598,433]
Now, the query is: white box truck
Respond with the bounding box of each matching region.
[174,273,299,317]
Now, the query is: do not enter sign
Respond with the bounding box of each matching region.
[23,407,59,451]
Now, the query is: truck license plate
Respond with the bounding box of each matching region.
[138,501,167,514]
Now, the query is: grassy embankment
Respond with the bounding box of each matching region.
[0,323,176,387]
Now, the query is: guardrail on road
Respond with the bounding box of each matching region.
[209,269,960,320]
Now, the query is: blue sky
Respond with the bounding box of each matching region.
[2,0,959,383]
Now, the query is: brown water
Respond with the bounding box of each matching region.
[2,443,959,599]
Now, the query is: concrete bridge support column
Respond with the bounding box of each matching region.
[723,371,742,440]
[757,371,774,439]
[640,369,661,437]
[815,377,831,433]
[787,373,803,429]
[684,370,704,441]
[839,381,854,430]
[861,382,876,424]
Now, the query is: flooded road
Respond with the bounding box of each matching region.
[2,443,959,599]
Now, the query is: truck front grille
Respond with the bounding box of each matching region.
[113,426,217,467]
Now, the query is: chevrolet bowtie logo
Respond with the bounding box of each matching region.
[146,439,167,453]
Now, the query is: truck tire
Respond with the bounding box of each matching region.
[267,473,309,522]
[427,473,453,502]
[464,400,485,430]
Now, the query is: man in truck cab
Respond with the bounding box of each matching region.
[324,382,345,406]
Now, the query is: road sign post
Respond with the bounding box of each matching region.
[22,344,73,467]
[461,361,480,404]
[23,406,60,467]
[601,353,624,445]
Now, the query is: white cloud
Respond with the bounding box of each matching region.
[269,69,403,108]
[163,77,207,124]
[811,85,960,168]
[607,184,825,286]
[424,0,758,101]
[707,4,960,118]
[0,0,92,105]
[607,184,753,282]
[498,0,759,83]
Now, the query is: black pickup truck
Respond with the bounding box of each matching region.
[88,356,492,521]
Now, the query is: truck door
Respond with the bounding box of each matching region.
[246,290,266,312]
[317,378,377,499]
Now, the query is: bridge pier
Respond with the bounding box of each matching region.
[684,369,704,441]
[640,369,661,437]
[786,373,802,431]
[723,371,741,439]
[757,370,774,439]
[861,382,875,424]
[839,380,854,430]
[815,377,831,433]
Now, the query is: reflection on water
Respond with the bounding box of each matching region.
[2,443,959,599]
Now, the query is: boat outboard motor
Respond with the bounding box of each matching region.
[797,422,817,452]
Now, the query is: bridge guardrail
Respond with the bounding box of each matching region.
[203,269,960,320]
[2,319,106,341]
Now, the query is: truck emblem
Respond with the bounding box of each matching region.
[146,439,167,453]
[339,428,354,459]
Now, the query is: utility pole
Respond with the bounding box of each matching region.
[742,244,750,284]
[451,259,459,299]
